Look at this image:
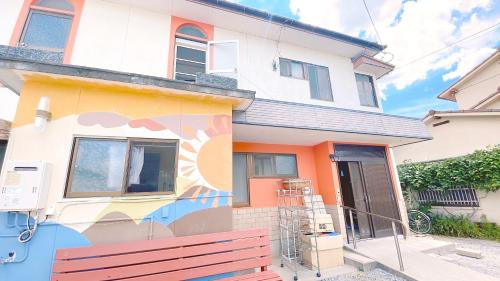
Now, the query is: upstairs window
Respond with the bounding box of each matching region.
[355,73,378,107]
[279,58,306,79]
[279,58,333,101]
[19,0,75,51]
[174,24,207,82]
[307,64,333,101]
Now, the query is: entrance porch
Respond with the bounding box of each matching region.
[231,100,431,257]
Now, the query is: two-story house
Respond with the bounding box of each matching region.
[0,1,430,280]
[394,50,500,224]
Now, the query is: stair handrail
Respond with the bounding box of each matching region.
[338,205,406,272]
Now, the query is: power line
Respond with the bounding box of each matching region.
[362,0,383,44]
[394,22,500,70]
[457,73,500,92]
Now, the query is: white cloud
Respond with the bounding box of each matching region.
[289,0,499,92]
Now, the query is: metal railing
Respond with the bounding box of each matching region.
[417,188,479,207]
[339,205,407,272]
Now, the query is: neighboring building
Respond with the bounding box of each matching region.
[0,1,429,280]
[394,50,500,223]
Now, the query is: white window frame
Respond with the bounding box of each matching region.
[173,37,207,81]
[206,40,239,76]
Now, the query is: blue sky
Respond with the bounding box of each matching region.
[234,0,500,117]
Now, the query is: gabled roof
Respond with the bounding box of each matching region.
[438,49,499,101]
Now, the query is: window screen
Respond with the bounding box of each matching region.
[253,154,297,177]
[20,10,72,50]
[308,64,333,101]
[355,73,378,107]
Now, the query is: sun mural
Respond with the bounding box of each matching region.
[76,112,233,223]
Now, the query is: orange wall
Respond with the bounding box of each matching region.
[233,142,319,208]
[313,141,338,205]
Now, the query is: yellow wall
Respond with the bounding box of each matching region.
[4,76,234,240]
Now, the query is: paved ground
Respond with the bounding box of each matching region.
[320,268,406,281]
[429,235,500,278]
[350,235,499,281]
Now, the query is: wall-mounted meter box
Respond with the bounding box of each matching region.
[0,161,51,211]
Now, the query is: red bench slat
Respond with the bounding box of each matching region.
[121,256,274,281]
[55,228,268,260]
[53,236,268,273]
[51,228,281,281]
[53,246,271,281]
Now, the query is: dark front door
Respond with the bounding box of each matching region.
[336,145,400,238]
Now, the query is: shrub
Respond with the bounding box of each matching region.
[398,145,500,192]
[429,214,500,241]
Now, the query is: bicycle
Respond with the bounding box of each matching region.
[407,209,432,234]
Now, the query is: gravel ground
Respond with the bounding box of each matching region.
[320,268,407,281]
[429,236,500,278]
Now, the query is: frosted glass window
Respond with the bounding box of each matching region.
[0,140,7,174]
[233,154,249,206]
[20,11,72,50]
[69,139,127,194]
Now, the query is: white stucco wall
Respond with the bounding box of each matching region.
[0,0,23,45]
[455,56,500,110]
[214,27,383,112]
[71,0,171,77]
[0,0,384,113]
[0,88,19,122]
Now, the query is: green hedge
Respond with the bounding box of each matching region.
[398,145,500,192]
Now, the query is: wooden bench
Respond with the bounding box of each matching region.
[51,228,281,281]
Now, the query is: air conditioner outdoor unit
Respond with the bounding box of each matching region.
[0,161,51,211]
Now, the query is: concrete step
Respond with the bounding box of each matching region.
[343,249,377,272]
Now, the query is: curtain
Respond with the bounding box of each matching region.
[128,146,145,185]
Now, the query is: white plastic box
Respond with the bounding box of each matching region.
[0,161,51,211]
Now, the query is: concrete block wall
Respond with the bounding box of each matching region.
[233,207,281,256]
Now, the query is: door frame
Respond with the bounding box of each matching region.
[334,144,402,239]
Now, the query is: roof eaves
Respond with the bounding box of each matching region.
[191,0,386,52]
[0,56,256,103]
[437,49,499,101]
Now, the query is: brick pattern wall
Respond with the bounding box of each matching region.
[233,207,281,256]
